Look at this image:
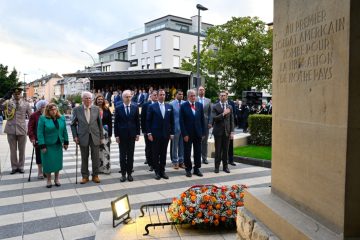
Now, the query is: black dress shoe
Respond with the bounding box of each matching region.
[185,171,192,177]
[10,169,17,174]
[161,173,169,179]
[120,175,126,182]
[155,174,161,180]
[18,169,25,174]
[223,168,230,173]
[127,175,133,182]
[229,162,236,166]
[214,168,219,173]
[149,166,154,172]
[202,159,209,164]
[193,170,203,177]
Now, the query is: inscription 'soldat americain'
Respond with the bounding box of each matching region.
[275,10,345,84]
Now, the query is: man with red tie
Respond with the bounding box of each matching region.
[179,89,205,177]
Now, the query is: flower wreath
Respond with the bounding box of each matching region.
[168,184,247,226]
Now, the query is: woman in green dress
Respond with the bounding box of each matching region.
[37,103,69,188]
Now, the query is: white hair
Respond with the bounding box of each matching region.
[81,91,92,99]
[122,90,132,99]
[35,100,48,110]
[187,89,197,97]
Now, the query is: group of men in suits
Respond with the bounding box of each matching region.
[71,87,237,183]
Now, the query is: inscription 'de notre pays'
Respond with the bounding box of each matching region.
[275,10,345,84]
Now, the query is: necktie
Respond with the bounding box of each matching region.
[126,105,130,116]
[85,107,90,123]
[160,103,165,118]
[178,100,181,107]
[222,103,225,110]
[191,103,195,115]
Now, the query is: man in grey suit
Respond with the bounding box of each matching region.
[212,90,235,173]
[170,90,185,169]
[71,91,104,184]
[197,86,212,164]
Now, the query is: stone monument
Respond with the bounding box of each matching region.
[243,0,360,239]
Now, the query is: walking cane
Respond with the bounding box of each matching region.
[75,143,78,184]
[28,147,35,182]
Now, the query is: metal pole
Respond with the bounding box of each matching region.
[196,9,201,88]
[23,73,27,98]
[81,50,96,65]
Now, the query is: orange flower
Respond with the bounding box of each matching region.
[240,192,245,198]
[190,191,196,196]
[197,212,203,218]
[221,186,227,192]
[181,193,186,198]
[203,195,210,202]
[189,207,194,213]
[221,216,227,222]
[201,187,208,193]
[232,185,239,190]
[214,214,220,219]
[225,201,231,207]
[226,209,232,216]
[204,218,210,224]
[214,219,220,226]
[211,196,217,202]
[215,203,221,210]
[191,220,196,225]
[208,211,214,216]
[177,199,183,205]
[220,195,226,200]
[200,204,206,209]
[230,192,236,198]
[207,205,213,211]
[180,205,186,212]
[190,195,197,202]
[237,201,244,207]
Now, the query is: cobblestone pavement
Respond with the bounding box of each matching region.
[0,126,271,240]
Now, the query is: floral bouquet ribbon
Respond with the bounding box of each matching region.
[168,184,247,226]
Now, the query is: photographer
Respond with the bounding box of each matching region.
[0,87,32,174]
[28,100,48,179]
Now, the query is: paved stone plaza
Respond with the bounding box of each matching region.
[0,126,271,239]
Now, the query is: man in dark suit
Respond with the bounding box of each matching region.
[71,91,104,184]
[225,91,237,167]
[114,90,140,182]
[212,91,235,173]
[141,90,158,171]
[180,89,205,177]
[147,89,174,180]
[197,86,212,165]
[136,90,145,107]
[104,89,112,107]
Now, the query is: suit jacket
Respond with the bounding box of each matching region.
[114,103,140,139]
[147,102,174,139]
[136,93,145,107]
[37,115,69,146]
[212,102,235,137]
[70,105,104,147]
[179,101,205,139]
[1,98,32,135]
[104,92,112,103]
[140,101,152,134]
[197,97,212,133]
[170,99,185,134]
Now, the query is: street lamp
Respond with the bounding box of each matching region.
[80,50,96,65]
[23,73,28,98]
[195,3,208,88]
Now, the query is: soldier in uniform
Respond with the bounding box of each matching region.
[0,87,32,174]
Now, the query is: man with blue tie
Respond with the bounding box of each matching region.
[147,89,175,180]
[180,89,206,177]
[170,90,185,169]
[114,90,140,182]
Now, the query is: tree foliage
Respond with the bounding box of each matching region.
[181,17,272,98]
[0,64,19,97]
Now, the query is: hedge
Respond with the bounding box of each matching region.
[248,114,272,146]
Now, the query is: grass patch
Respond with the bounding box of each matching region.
[234,145,272,160]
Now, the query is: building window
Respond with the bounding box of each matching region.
[117,51,127,60]
[103,65,111,72]
[131,43,136,56]
[147,57,151,69]
[130,59,138,67]
[142,39,148,53]
[154,55,162,69]
[141,58,146,69]
[173,55,180,69]
[155,36,161,50]
[109,54,114,61]
[173,36,180,50]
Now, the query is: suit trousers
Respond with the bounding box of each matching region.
[183,136,202,172]
[228,139,234,163]
[119,138,135,175]
[144,135,153,167]
[171,132,184,164]
[201,129,209,161]
[152,136,169,174]
[214,134,230,169]
[80,135,100,178]
[7,134,27,170]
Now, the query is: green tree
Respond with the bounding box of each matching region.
[0,64,19,97]
[181,17,272,97]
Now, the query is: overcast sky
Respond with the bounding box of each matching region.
[0,0,273,82]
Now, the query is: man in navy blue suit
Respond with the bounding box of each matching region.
[141,90,158,171]
[136,90,145,107]
[114,90,140,182]
[180,89,205,177]
[147,89,174,180]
